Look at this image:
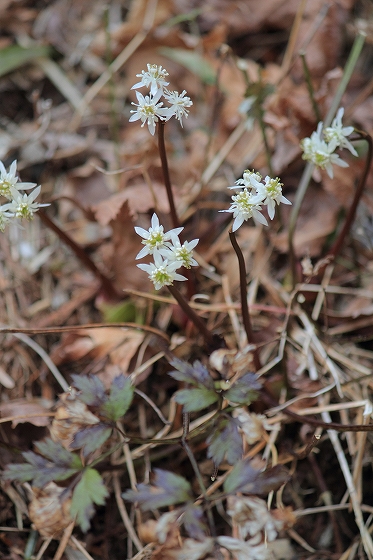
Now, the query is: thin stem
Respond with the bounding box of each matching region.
[324,32,366,128]
[167,284,222,350]
[300,51,321,122]
[157,122,180,229]
[38,210,120,300]
[228,230,261,371]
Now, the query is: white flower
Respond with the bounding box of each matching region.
[220,188,267,231]
[7,186,49,220]
[137,251,187,290]
[163,89,193,127]
[0,160,36,199]
[0,204,14,231]
[323,107,357,156]
[131,64,170,96]
[301,122,349,178]
[159,232,199,269]
[258,176,291,220]
[230,169,263,191]
[129,90,173,135]
[238,96,256,130]
[134,213,183,259]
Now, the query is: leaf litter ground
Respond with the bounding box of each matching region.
[1,0,373,559]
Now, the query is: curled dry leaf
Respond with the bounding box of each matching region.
[29,482,72,537]
[0,398,54,428]
[50,388,100,450]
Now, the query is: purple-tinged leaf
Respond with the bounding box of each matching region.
[182,505,208,540]
[100,375,134,421]
[71,425,112,456]
[223,459,261,494]
[206,416,242,465]
[123,469,192,510]
[247,465,290,496]
[224,373,261,405]
[169,359,214,389]
[174,387,219,412]
[34,439,82,468]
[71,468,109,532]
[3,451,81,487]
[71,374,107,407]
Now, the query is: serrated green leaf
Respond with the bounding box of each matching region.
[206,417,242,465]
[100,375,134,421]
[0,44,51,78]
[174,387,219,412]
[71,468,109,532]
[71,374,107,407]
[123,469,192,510]
[158,48,216,85]
[224,373,261,405]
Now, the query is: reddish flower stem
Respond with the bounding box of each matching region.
[157,122,180,230]
[229,230,261,371]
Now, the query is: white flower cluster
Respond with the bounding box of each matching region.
[129,63,193,135]
[301,107,357,178]
[221,169,291,232]
[0,160,49,232]
[135,213,198,290]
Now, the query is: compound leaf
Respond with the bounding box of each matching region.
[224,373,261,405]
[3,441,82,487]
[100,375,134,421]
[71,468,109,532]
[169,359,214,389]
[183,505,208,540]
[71,424,112,456]
[223,459,261,494]
[174,387,219,412]
[123,469,192,510]
[71,374,107,407]
[206,416,242,465]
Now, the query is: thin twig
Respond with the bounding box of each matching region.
[229,230,261,370]
[167,284,222,350]
[38,210,120,300]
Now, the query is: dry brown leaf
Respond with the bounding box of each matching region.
[50,388,100,450]
[0,398,53,428]
[29,482,72,537]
